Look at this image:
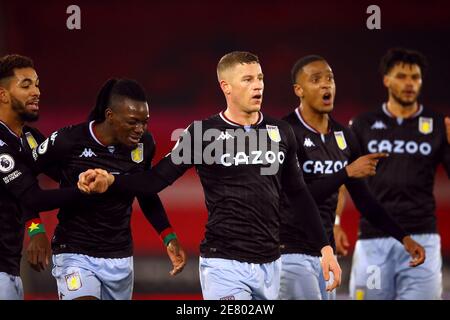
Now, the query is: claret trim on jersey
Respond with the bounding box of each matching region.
[89,121,106,147]
[294,107,331,135]
[382,103,424,119]
[219,111,264,127]
[0,120,19,139]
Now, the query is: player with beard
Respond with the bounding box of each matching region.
[278,55,425,300]
[342,48,450,300]
[0,54,86,299]
[77,51,342,300]
[32,79,187,300]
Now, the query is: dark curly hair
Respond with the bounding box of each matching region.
[380,48,428,76]
[0,54,34,83]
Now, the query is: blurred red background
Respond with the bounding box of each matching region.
[1,0,449,298]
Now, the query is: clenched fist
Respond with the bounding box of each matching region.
[78,168,114,194]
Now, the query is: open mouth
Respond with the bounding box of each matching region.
[322,92,332,105]
[252,94,262,101]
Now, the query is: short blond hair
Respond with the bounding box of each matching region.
[217,51,260,80]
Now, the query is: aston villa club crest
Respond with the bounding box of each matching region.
[266,125,281,143]
[65,272,82,291]
[418,117,433,135]
[131,143,144,163]
[25,132,38,149]
[334,131,347,150]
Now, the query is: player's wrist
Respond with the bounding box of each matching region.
[345,165,354,178]
[160,227,177,246]
[321,245,334,256]
[401,235,412,244]
[25,218,46,238]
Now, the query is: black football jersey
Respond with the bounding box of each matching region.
[156,112,308,263]
[351,104,450,238]
[33,121,159,258]
[0,121,45,275]
[280,109,359,256]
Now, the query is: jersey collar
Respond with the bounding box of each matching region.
[219,111,264,127]
[382,103,424,119]
[0,120,20,139]
[294,107,331,134]
[89,121,107,147]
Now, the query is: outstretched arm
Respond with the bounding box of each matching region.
[306,152,388,203]
[137,195,187,276]
[78,124,198,196]
[346,178,425,267]
[333,186,350,256]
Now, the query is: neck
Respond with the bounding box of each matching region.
[92,121,115,145]
[224,106,259,126]
[0,108,25,136]
[386,97,419,118]
[299,103,329,134]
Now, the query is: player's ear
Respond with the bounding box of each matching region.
[383,75,390,89]
[0,87,9,104]
[104,107,114,121]
[220,79,231,96]
[293,83,304,99]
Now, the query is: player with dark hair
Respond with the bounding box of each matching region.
[32,78,186,300]
[78,51,341,300]
[278,54,425,300]
[338,48,450,299]
[0,54,86,299]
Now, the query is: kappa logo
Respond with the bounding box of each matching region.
[217,131,234,140]
[371,121,387,130]
[79,148,97,158]
[0,139,6,147]
[0,153,15,173]
[303,137,315,147]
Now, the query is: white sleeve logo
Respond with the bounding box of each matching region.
[0,154,15,173]
[37,138,49,155]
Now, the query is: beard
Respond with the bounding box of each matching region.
[11,96,39,122]
[391,90,419,108]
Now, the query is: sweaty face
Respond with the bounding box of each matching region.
[4,68,40,122]
[224,62,264,113]
[295,60,336,114]
[384,63,422,107]
[109,98,149,147]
